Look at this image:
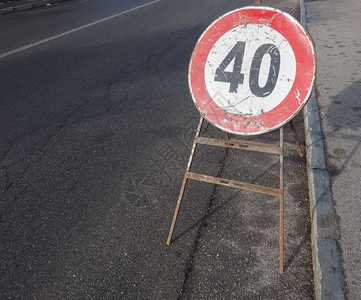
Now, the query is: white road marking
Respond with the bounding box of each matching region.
[0,0,160,60]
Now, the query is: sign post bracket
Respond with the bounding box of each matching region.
[166,116,303,273]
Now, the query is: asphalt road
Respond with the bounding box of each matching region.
[0,0,313,298]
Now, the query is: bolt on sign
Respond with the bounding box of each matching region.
[189,6,316,135]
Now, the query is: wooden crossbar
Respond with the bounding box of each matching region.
[186,171,281,196]
[195,136,282,154]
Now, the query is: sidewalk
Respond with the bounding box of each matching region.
[305,0,361,298]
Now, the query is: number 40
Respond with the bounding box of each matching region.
[214,41,281,97]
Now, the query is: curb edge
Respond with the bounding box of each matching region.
[300,1,345,299]
[0,0,70,14]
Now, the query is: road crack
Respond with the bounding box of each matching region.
[178,147,229,299]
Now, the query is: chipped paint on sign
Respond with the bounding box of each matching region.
[188,6,316,135]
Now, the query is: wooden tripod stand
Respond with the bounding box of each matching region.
[166,116,303,273]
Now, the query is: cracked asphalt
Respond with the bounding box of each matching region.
[0,0,314,298]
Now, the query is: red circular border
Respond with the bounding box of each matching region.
[189,6,315,135]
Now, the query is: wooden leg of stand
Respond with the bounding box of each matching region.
[290,120,303,157]
[279,127,284,273]
[166,117,204,245]
[225,132,230,144]
[167,176,188,245]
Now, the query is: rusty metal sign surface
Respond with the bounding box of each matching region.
[189,6,316,135]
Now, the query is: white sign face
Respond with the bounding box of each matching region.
[204,24,297,116]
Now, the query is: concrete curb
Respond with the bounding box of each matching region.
[300,1,345,299]
[0,0,69,15]
[0,6,13,14]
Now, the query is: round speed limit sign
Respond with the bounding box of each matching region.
[189,6,316,135]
